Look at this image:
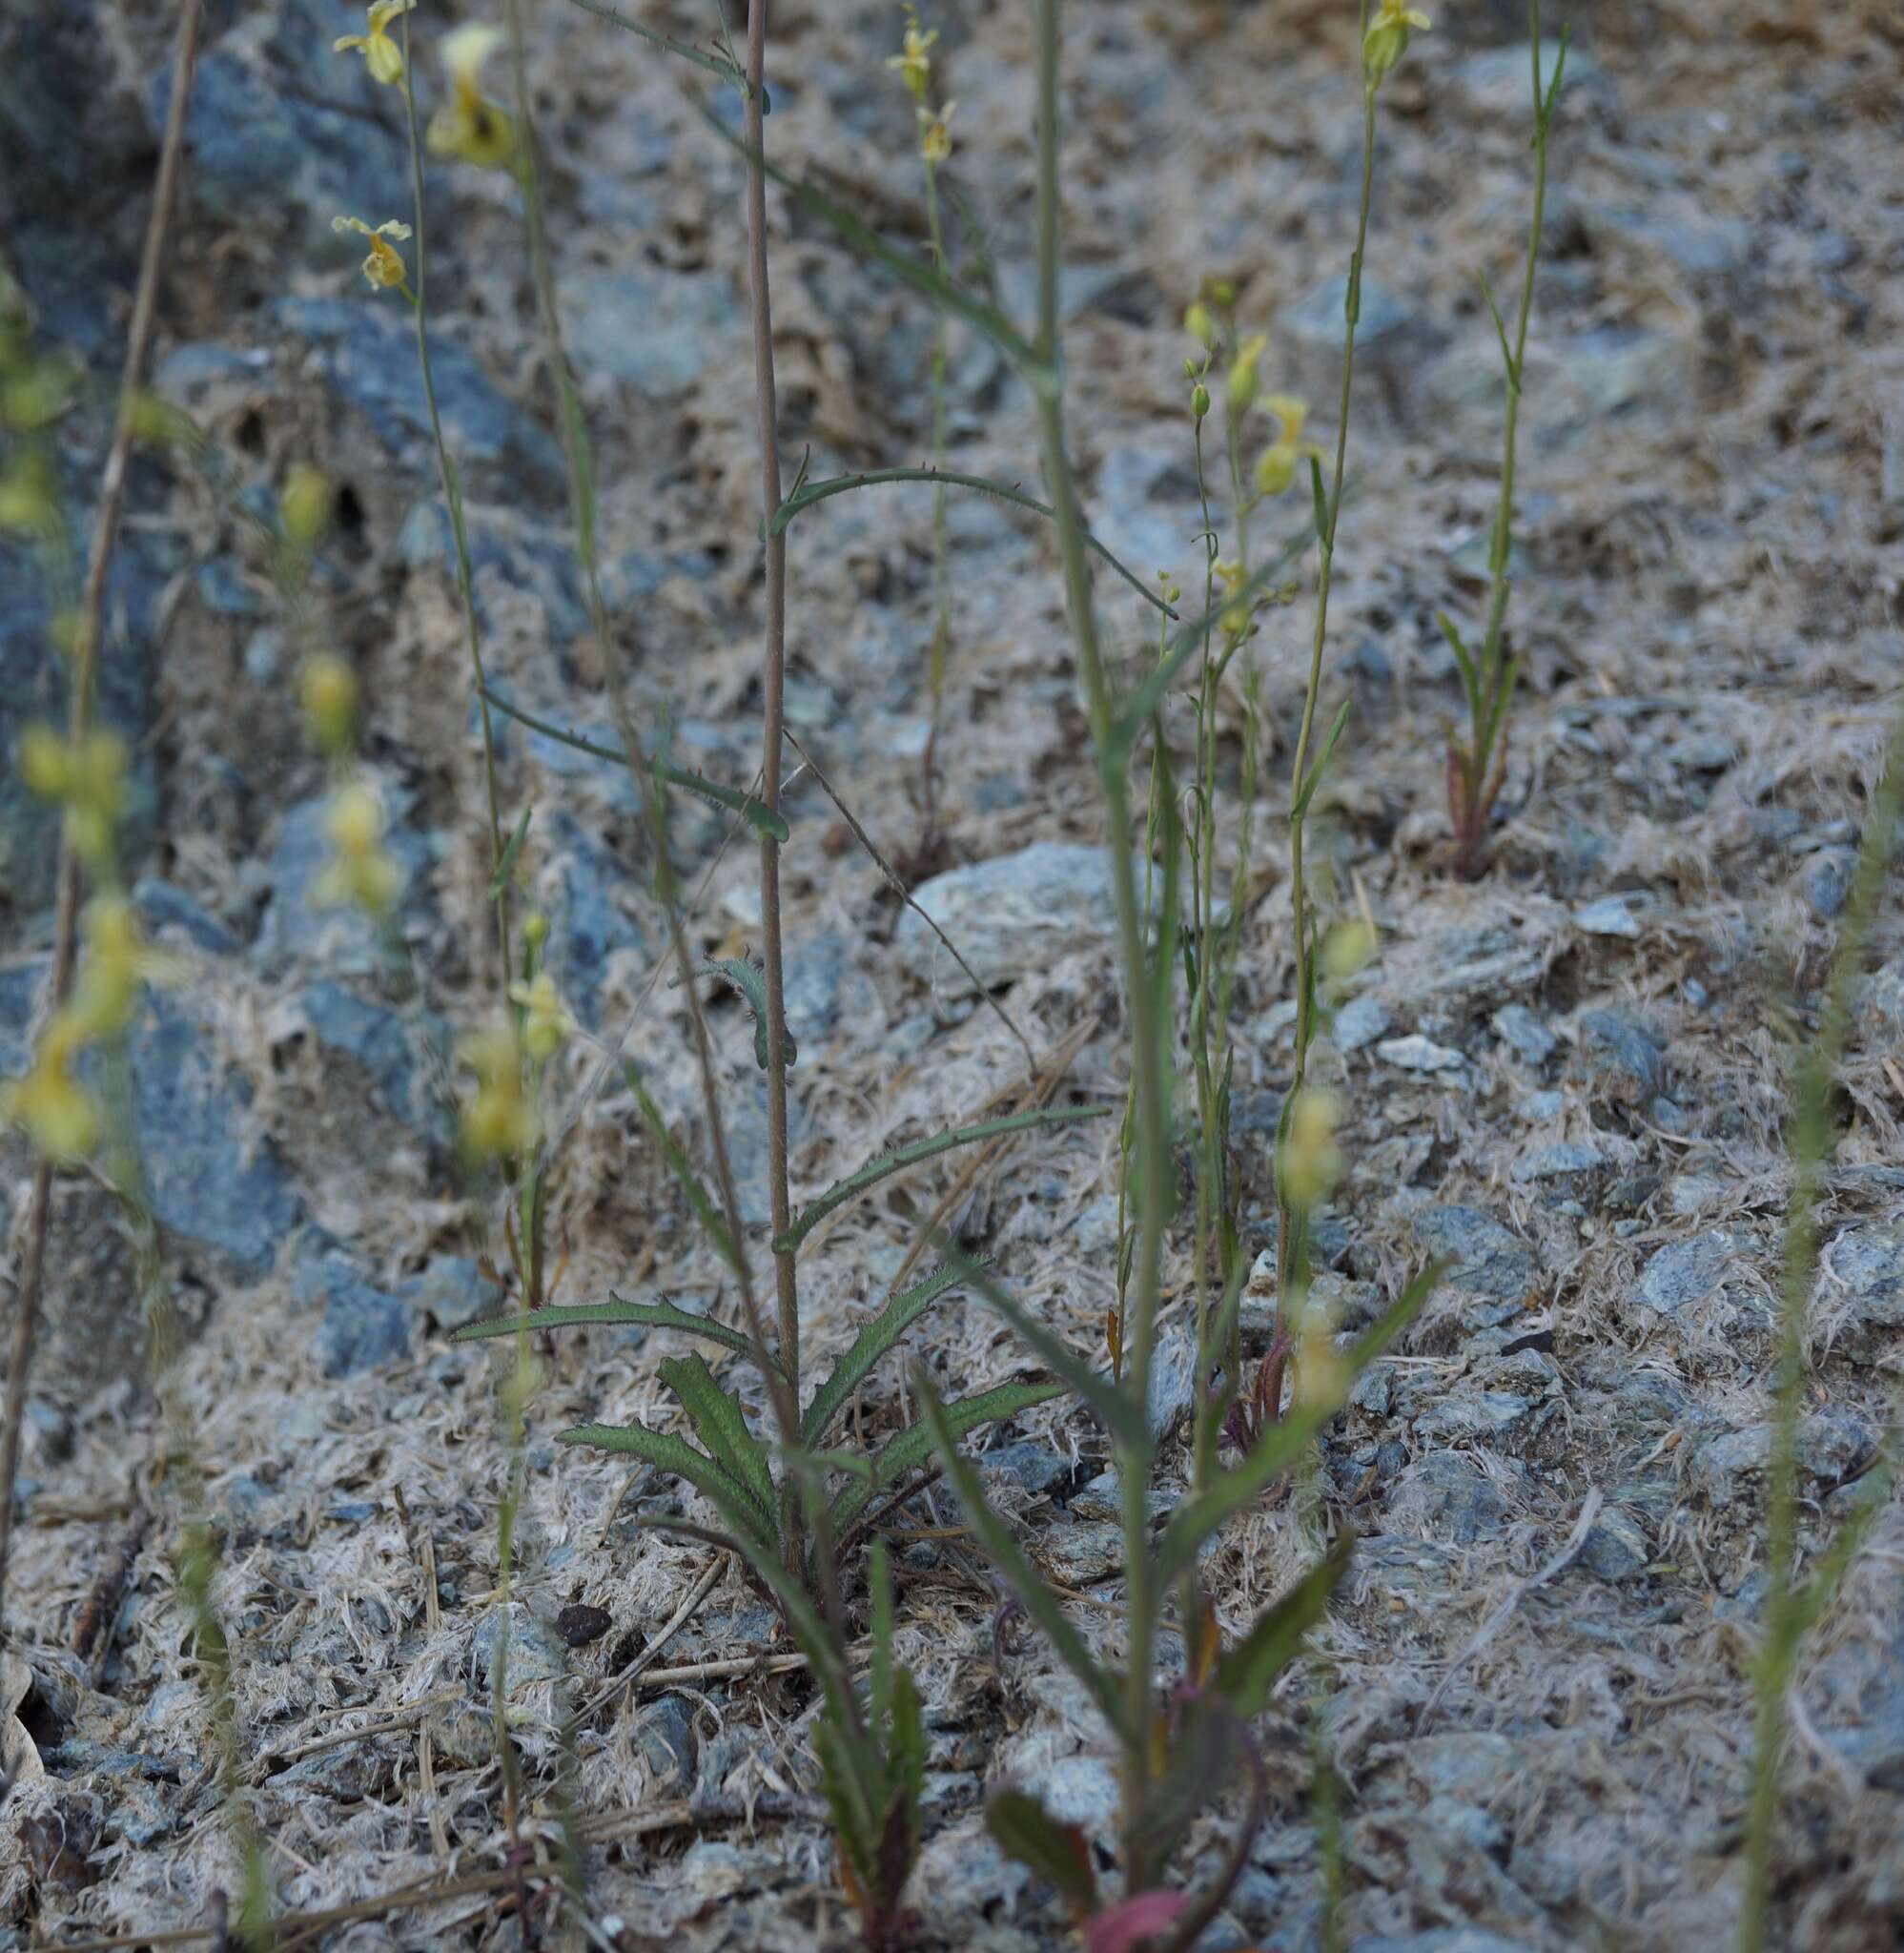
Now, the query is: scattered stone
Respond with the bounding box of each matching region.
[1801,847,1856,922]
[782,932,850,1041]
[1516,1089,1566,1123]
[1580,1507,1650,1581]
[1491,1003,1557,1065]
[1281,272,1422,355]
[566,265,745,397]
[1382,1452,1513,1547]
[1571,895,1642,939]
[1413,1391,1539,1448]
[473,1604,571,1693]
[633,1696,698,1794]
[1452,38,1596,113]
[1146,1318,1197,1439]
[298,1246,411,1378]
[1815,1224,1904,1339]
[1412,1206,1538,1302]
[1689,1412,1876,1506]
[537,811,645,1012]
[981,1443,1074,1497]
[298,980,448,1138]
[256,791,434,973]
[1334,995,1392,1053]
[1035,1520,1124,1587]
[1575,1009,1666,1100]
[557,1603,613,1648]
[1038,1754,1122,1841]
[133,876,238,956]
[410,1255,506,1333]
[1377,1033,1465,1074]
[1509,1140,1607,1185]
[1635,1230,1738,1315]
[896,843,1125,995]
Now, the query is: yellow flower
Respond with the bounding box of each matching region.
[888,17,938,100]
[333,0,417,87]
[312,780,404,916]
[70,895,176,1041]
[280,466,333,548]
[1281,1086,1343,1213]
[919,100,956,165]
[0,444,57,537]
[1227,333,1268,414]
[1362,0,1431,84]
[1,1011,99,1162]
[460,1023,539,1158]
[509,971,575,1063]
[427,24,515,170]
[20,725,127,866]
[300,653,358,756]
[1254,395,1324,497]
[1292,1287,1349,1411]
[332,216,412,293]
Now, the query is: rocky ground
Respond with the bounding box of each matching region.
[3,0,1903,1946]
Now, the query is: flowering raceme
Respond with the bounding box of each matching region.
[333,0,417,86]
[332,216,412,293]
[427,24,515,170]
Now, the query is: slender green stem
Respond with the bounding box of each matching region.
[1032,0,1169,1884]
[923,155,952,829]
[397,12,510,987]
[1279,81,1378,1301]
[1741,696,1904,1949]
[741,0,804,1427]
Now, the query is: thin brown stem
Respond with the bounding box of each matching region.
[0,0,205,1642]
[741,0,802,1407]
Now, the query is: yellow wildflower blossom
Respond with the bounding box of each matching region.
[1362,0,1431,85]
[20,725,127,865]
[888,17,937,100]
[0,444,57,537]
[1281,1085,1343,1214]
[70,895,177,1041]
[280,466,333,547]
[332,216,412,293]
[919,100,956,165]
[509,971,576,1063]
[1254,394,1324,497]
[312,780,404,916]
[333,0,417,87]
[1227,332,1268,414]
[460,1023,538,1158]
[427,24,514,170]
[1,1011,99,1162]
[299,653,358,756]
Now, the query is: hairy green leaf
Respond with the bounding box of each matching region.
[802,1261,978,1448]
[1152,1263,1439,1591]
[703,956,797,1073]
[622,1060,743,1276]
[452,1295,758,1360]
[918,1375,1129,1739]
[1210,1532,1353,1716]
[775,1106,1107,1254]
[658,1352,776,1521]
[829,1378,1061,1540]
[985,1790,1096,1918]
[772,468,1175,616]
[556,1419,776,1548]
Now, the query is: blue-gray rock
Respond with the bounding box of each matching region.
[634,1696,699,1794]
[1334,995,1391,1054]
[1816,1224,1904,1336]
[782,933,850,1042]
[1635,1230,1737,1315]
[1801,847,1855,922]
[410,1255,506,1333]
[981,1442,1073,1497]
[1354,1931,1538,1953]
[255,792,436,971]
[565,265,746,397]
[473,1603,572,1693]
[1281,272,1422,354]
[275,298,561,492]
[1412,1206,1537,1302]
[126,993,302,1271]
[1491,1003,1556,1065]
[1383,1452,1512,1547]
[1580,1506,1650,1581]
[397,502,586,644]
[537,811,645,1013]
[1689,1413,1876,1506]
[298,979,448,1139]
[0,960,45,1076]
[1575,1008,1665,1100]
[298,1246,411,1378]
[1509,1139,1607,1186]
[133,877,239,956]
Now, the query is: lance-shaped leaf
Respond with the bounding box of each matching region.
[802,1261,978,1448]
[1123,1692,1249,1891]
[918,1374,1129,1740]
[556,1418,777,1551]
[478,689,788,842]
[828,1378,1061,1540]
[623,1061,741,1275]
[1152,1264,1437,1592]
[986,1790,1097,1920]
[703,956,796,1073]
[1436,611,1482,727]
[1210,1532,1353,1716]
[658,1352,776,1521]
[694,98,1037,370]
[775,1105,1108,1254]
[452,1294,762,1363]
[771,468,1175,616]
[1291,695,1353,824]
[490,805,532,902]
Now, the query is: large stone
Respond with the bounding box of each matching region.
[566,265,746,398]
[1382,1452,1513,1547]
[1412,1206,1537,1302]
[297,1246,411,1379]
[896,843,1126,996]
[1635,1230,1739,1315]
[298,980,450,1140]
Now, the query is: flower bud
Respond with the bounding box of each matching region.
[300,653,357,756]
[281,466,333,549]
[1191,383,1211,421]
[1184,301,1215,349]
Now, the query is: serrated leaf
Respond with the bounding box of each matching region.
[490,805,532,903]
[556,1419,777,1548]
[802,1262,977,1448]
[452,1295,759,1361]
[560,0,759,100]
[1291,695,1353,823]
[1210,1532,1353,1716]
[1152,1263,1439,1591]
[828,1378,1062,1539]
[659,1351,775,1521]
[771,467,1174,616]
[703,956,797,1073]
[775,1106,1107,1254]
[985,1790,1097,1919]
[919,1376,1129,1741]
[623,1060,742,1275]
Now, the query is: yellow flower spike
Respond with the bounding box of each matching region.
[3,355,77,434]
[1,1011,100,1163]
[331,216,412,293]
[0,445,57,537]
[299,653,358,757]
[509,971,576,1064]
[1227,333,1268,414]
[919,100,956,165]
[888,15,938,100]
[333,0,417,87]
[1362,0,1431,86]
[459,1022,539,1159]
[19,723,72,800]
[1292,1285,1349,1412]
[280,466,333,548]
[1281,1084,1344,1215]
[70,894,179,1041]
[427,24,515,170]
[312,779,404,916]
